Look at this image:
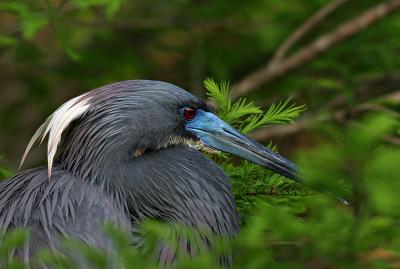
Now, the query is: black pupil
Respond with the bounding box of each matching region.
[183,108,196,120]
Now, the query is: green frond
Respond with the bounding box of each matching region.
[241,99,306,134]
[263,98,306,125]
[221,99,262,125]
[204,78,305,133]
[204,77,230,109]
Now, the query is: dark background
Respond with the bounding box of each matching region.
[1,2,400,268]
[1,0,399,170]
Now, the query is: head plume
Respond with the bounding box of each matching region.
[18,80,207,181]
[20,92,92,178]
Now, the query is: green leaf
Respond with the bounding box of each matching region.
[241,99,306,134]
[0,229,29,258]
[0,35,17,46]
[0,156,13,180]
[0,2,47,39]
[204,78,305,133]
[222,98,262,125]
[73,0,125,18]
[204,78,230,106]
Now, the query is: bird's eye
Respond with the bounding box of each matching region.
[182,107,197,121]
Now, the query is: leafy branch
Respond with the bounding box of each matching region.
[204,78,307,213]
[231,0,400,99]
[204,78,306,134]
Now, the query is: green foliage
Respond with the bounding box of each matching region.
[204,78,262,126]
[1,79,400,268]
[73,0,126,19]
[205,78,307,220]
[229,114,398,269]
[204,78,306,134]
[1,0,400,165]
[240,99,306,135]
[0,157,12,180]
[1,0,400,267]
[2,116,399,269]
[0,229,29,269]
[0,2,47,39]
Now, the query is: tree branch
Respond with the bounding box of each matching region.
[272,0,348,63]
[231,0,400,100]
[249,88,400,142]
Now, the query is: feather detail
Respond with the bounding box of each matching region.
[20,93,92,179]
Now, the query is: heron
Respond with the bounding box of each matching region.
[0,80,297,266]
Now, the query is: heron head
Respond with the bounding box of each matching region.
[21,80,297,181]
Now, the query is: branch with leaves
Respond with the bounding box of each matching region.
[204,78,306,135]
[231,0,400,100]
[204,78,307,204]
[250,89,400,144]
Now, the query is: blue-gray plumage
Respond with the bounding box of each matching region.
[0,80,298,267]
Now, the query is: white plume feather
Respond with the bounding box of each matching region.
[20,93,92,179]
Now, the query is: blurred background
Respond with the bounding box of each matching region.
[1,1,400,268]
[0,0,399,169]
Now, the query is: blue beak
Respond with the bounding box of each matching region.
[185,110,298,181]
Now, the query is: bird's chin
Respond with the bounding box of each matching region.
[185,139,221,154]
[133,148,146,157]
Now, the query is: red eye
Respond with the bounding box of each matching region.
[182,107,197,120]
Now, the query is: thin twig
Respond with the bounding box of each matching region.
[272,0,348,63]
[249,89,400,142]
[231,0,400,100]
